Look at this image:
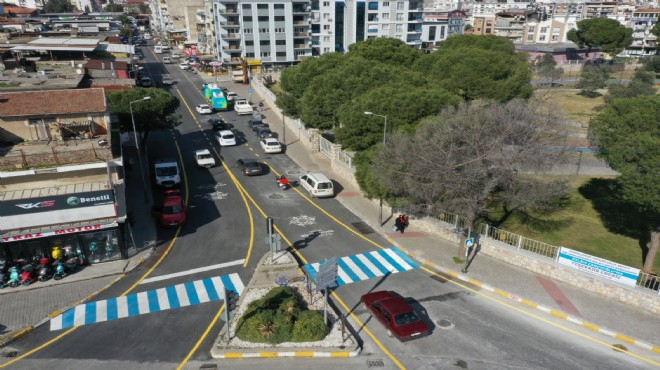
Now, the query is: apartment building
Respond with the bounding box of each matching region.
[627,7,659,57]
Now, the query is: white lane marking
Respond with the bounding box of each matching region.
[139,259,246,285]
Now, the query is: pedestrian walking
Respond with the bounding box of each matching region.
[394,214,408,234]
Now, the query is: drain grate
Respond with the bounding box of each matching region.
[367,359,385,368]
[352,222,375,235]
[437,319,455,329]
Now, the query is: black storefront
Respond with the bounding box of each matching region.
[0,189,128,265]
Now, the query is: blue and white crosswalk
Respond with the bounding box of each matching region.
[50,273,244,331]
[302,247,419,287]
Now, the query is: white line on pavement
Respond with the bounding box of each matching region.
[139,259,246,285]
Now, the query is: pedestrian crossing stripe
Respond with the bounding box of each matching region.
[302,247,419,287]
[50,273,244,331]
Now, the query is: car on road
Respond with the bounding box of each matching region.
[260,138,282,154]
[194,149,216,168]
[161,76,174,85]
[234,99,253,115]
[236,158,262,176]
[179,62,190,70]
[248,117,265,130]
[154,159,180,188]
[208,118,231,131]
[151,190,186,227]
[256,127,274,139]
[361,291,429,341]
[225,91,239,102]
[215,130,237,146]
[163,56,171,64]
[139,76,152,87]
[196,104,213,114]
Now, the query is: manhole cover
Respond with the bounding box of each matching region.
[352,222,375,234]
[612,343,628,352]
[437,319,454,329]
[199,364,217,370]
[287,170,301,175]
[367,359,385,367]
[269,193,284,199]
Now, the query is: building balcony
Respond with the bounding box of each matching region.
[292,6,310,13]
[223,44,242,51]
[294,32,311,37]
[294,44,311,49]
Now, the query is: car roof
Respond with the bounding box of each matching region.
[199,104,210,107]
[263,138,278,143]
[218,130,233,135]
[195,149,211,155]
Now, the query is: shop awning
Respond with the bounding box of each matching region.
[1,220,118,242]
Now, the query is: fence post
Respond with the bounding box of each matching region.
[517,235,522,250]
[484,224,489,238]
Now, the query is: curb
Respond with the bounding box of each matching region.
[388,239,660,355]
[213,348,360,359]
[0,249,154,349]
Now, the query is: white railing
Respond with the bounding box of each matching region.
[319,135,333,158]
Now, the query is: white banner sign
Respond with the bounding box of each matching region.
[557,247,640,287]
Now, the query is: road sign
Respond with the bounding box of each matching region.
[465,238,474,248]
[316,258,338,292]
[247,87,253,94]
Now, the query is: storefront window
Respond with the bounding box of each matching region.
[49,236,81,261]
[80,230,121,264]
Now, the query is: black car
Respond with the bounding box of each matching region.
[208,118,231,131]
[236,159,263,176]
[256,127,274,139]
[248,117,265,130]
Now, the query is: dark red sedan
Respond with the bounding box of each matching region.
[361,290,429,341]
[151,190,186,227]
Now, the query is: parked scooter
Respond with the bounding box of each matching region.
[53,257,79,280]
[20,259,39,286]
[7,265,21,288]
[37,257,52,282]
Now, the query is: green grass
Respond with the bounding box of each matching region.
[492,176,658,272]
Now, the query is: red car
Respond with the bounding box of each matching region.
[361,291,429,341]
[152,190,186,227]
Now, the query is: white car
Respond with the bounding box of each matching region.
[260,138,282,154]
[194,149,216,168]
[226,91,238,102]
[179,62,190,70]
[215,130,236,146]
[234,99,253,115]
[196,104,213,114]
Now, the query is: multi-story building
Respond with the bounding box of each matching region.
[363,0,427,48]
[626,7,659,57]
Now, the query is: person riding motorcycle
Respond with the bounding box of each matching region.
[277,174,289,187]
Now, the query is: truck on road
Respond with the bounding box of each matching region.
[232,70,246,84]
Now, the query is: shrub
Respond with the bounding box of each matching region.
[291,310,329,342]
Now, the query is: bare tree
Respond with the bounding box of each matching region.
[371,99,570,230]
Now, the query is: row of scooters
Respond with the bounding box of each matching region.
[0,247,85,288]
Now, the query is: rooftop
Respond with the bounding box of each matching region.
[0,88,107,117]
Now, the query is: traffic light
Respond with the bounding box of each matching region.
[223,288,240,323]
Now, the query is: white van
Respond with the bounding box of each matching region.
[163,56,171,64]
[299,173,334,198]
[154,45,162,54]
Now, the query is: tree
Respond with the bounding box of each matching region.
[606,69,656,102]
[576,63,609,96]
[346,37,421,67]
[43,0,75,13]
[651,23,660,39]
[119,28,134,39]
[107,88,180,147]
[368,100,569,229]
[588,95,660,273]
[414,35,533,102]
[104,0,124,12]
[533,54,563,86]
[118,15,131,26]
[567,18,632,56]
[641,55,660,74]
[138,3,150,14]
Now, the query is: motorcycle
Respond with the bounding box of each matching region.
[7,266,21,288]
[20,259,39,286]
[37,257,52,282]
[276,176,289,190]
[53,257,79,280]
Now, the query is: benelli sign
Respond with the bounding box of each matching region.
[1,190,114,215]
[1,222,117,243]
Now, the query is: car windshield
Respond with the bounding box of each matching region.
[222,134,235,139]
[198,154,213,160]
[156,166,177,176]
[394,311,421,326]
[267,142,279,147]
[162,204,183,214]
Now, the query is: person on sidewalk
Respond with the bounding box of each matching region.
[395,214,409,234]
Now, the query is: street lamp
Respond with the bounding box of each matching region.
[364,111,388,225]
[130,96,152,203]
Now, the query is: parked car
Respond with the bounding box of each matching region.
[179,62,190,70]
[163,56,171,64]
[161,76,174,85]
[151,190,186,227]
[194,149,216,168]
[154,159,181,188]
[236,158,262,176]
[208,118,231,131]
[256,127,274,139]
[248,117,265,130]
[234,99,253,115]
[139,76,152,87]
[196,104,213,114]
[215,130,237,146]
[361,291,429,341]
[225,91,239,102]
[260,138,282,154]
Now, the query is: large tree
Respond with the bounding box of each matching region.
[108,88,180,147]
[368,100,569,228]
[576,63,609,96]
[606,69,657,103]
[346,37,422,67]
[533,54,563,86]
[104,0,124,12]
[567,18,633,55]
[588,96,660,273]
[414,35,533,102]
[43,0,75,13]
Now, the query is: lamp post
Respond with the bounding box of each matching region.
[364,111,388,225]
[130,96,152,203]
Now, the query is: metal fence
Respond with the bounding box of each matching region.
[336,150,354,169]
[319,135,333,159]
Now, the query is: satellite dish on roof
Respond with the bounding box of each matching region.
[76,68,83,75]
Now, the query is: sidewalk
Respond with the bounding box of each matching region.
[0,144,156,347]
[244,79,660,354]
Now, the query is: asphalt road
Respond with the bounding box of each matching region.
[1,43,657,370]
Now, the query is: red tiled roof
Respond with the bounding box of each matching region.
[84,59,129,70]
[105,36,122,44]
[0,88,107,117]
[3,6,37,14]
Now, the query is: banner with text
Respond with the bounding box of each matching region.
[557,247,640,287]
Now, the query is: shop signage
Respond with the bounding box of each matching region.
[557,247,640,287]
[1,222,118,243]
[1,190,115,216]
